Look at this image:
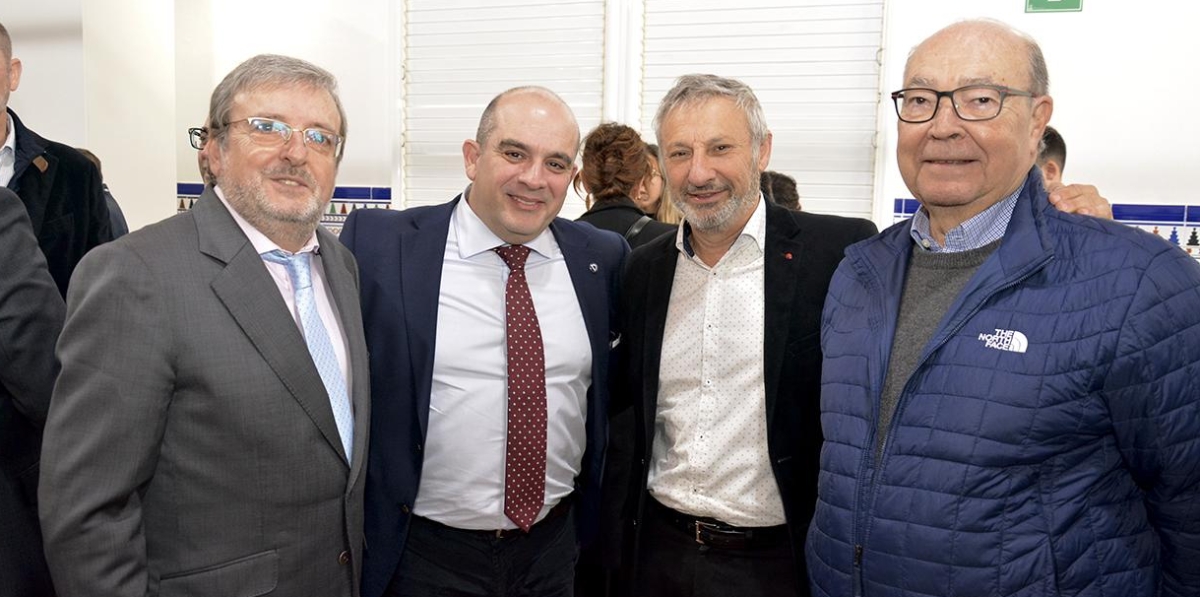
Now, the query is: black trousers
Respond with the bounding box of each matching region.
[634,502,799,597]
[385,507,577,597]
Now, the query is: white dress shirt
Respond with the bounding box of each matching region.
[649,196,786,527]
[413,193,592,530]
[214,186,353,405]
[0,113,17,187]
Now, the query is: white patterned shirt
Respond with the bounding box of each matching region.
[649,196,785,527]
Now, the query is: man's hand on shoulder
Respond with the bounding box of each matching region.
[1047,182,1113,220]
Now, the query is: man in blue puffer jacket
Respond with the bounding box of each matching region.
[807,18,1200,597]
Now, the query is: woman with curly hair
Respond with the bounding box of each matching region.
[575,123,675,249]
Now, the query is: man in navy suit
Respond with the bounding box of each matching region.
[341,86,627,597]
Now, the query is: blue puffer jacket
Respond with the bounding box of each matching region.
[807,170,1200,597]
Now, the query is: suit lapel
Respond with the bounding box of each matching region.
[550,221,606,360]
[317,225,370,485]
[762,203,804,425]
[401,200,455,441]
[194,189,350,466]
[640,240,679,442]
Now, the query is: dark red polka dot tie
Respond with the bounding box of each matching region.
[494,245,547,532]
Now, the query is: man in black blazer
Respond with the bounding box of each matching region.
[1,22,112,296]
[610,74,877,597]
[0,187,65,596]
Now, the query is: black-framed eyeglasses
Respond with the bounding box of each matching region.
[201,117,344,158]
[188,126,208,150]
[890,85,1035,123]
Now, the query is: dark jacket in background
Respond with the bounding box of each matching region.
[6,108,112,296]
[0,187,66,597]
[577,196,675,250]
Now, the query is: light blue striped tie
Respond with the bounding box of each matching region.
[262,250,354,463]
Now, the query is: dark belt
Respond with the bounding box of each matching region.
[650,498,789,550]
[417,495,573,540]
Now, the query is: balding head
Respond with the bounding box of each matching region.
[907,19,1049,97]
[476,86,580,150]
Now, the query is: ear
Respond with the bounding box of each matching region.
[206,140,225,179]
[8,58,21,92]
[1031,96,1053,145]
[1040,160,1061,186]
[462,138,481,181]
[756,131,773,172]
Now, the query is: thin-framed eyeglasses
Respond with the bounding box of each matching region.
[890,85,1035,124]
[205,117,344,158]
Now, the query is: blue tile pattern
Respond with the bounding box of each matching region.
[175,183,394,236]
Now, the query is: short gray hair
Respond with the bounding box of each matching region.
[0,21,12,60]
[654,74,769,147]
[206,54,347,151]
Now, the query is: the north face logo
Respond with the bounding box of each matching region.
[978,328,1028,353]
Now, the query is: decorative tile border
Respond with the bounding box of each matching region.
[177,183,393,236]
[893,198,1200,260]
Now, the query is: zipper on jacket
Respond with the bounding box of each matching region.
[851,252,1053,593]
[853,544,865,597]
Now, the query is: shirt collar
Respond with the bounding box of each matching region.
[909,186,1020,253]
[456,184,558,259]
[675,193,768,258]
[1,112,14,156]
[214,185,320,256]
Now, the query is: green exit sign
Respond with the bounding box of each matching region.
[1027,0,1082,12]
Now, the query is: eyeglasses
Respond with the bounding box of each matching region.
[195,117,344,158]
[890,85,1035,124]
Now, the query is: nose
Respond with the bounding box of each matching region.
[927,95,963,139]
[686,152,716,187]
[281,130,310,163]
[516,160,548,190]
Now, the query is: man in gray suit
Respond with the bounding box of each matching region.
[39,54,370,597]
[0,186,63,597]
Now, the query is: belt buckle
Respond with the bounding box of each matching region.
[694,520,719,545]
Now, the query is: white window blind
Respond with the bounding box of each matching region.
[640,0,884,218]
[402,0,606,210]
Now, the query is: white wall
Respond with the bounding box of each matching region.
[875,2,1200,224]
[4,3,85,146]
[174,0,397,189]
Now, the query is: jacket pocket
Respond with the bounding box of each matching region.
[159,549,278,597]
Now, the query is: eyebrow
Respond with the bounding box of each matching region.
[497,138,573,164]
[906,76,998,88]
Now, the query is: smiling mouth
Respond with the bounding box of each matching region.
[508,194,542,208]
[926,159,975,165]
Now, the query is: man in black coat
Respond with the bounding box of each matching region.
[1,21,112,297]
[609,74,877,597]
[0,187,66,597]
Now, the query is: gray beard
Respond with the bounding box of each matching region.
[220,177,327,247]
[672,184,758,234]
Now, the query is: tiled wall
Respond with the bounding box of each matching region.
[893,199,1200,261]
[176,183,393,236]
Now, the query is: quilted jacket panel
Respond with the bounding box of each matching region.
[807,171,1200,597]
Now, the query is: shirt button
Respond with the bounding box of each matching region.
[338,551,351,565]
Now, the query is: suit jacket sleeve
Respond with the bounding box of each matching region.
[0,190,65,424]
[39,241,175,597]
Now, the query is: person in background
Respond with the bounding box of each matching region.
[632,143,664,216]
[40,54,370,597]
[0,186,65,597]
[76,147,130,237]
[645,144,685,225]
[0,20,111,296]
[1036,124,1066,187]
[809,19,1200,597]
[576,122,675,249]
[340,86,627,597]
[611,74,878,597]
[760,170,800,211]
[1035,124,1113,218]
